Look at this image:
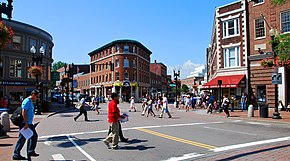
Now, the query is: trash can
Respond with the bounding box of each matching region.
[259,103,268,118]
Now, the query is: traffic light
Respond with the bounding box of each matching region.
[110,62,114,71]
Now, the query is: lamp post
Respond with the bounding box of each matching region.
[70,63,74,107]
[269,28,282,119]
[0,0,13,21]
[30,45,44,115]
[173,66,180,108]
[217,80,223,113]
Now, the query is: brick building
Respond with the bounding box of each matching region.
[73,73,90,94]
[88,39,151,102]
[204,0,248,99]
[150,60,167,95]
[248,0,290,107]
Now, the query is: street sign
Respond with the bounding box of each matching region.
[51,72,60,81]
[272,73,282,84]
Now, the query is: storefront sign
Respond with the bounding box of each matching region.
[51,72,60,81]
[0,80,34,86]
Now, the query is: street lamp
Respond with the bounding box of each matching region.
[269,28,282,119]
[0,0,13,21]
[173,66,180,108]
[30,45,45,115]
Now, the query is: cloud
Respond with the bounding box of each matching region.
[167,60,204,79]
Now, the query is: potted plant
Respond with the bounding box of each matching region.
[28,66,43,77]
[0,21,13,48]
[261,59,274,68]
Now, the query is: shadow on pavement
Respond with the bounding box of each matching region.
[216,144,290,161]
[125,139,148,144]
[119,145,155,151]
[59,114,74,117]
[0,143,13,147]
[55,136,103,148]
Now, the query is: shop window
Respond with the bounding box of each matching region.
[12,35,22,50]
[257,85,266,102]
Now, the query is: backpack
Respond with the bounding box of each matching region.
[10,106,23,126]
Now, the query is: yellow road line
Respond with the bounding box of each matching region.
[137,128,217,150]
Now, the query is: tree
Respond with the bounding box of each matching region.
[52,61,66,72]
[271,0,288,5]
[181,84,189,94]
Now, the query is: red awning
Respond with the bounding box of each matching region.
[202,74,245,89]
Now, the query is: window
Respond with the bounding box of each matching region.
[124,58,129,68]
[12,35,22,50]
[27,61,32,78]
[124,72,129,80]
[281,11,290,33]
[133,59,137,68]
[10,59,22,78]
[41,42,47,55]
[29,38,37,50]
[222,18,239,38]
[223,46,240,68]
[257,85,266,102]
[254,0,264,5]
[133,46,137,53]
[116,72,119,81]
[124,45,129,53]
[106,62,108,69]
[41,64,47,80]
[255,18,265,38]
[115,59,120,67]
[91,63,95,72]
[116,45,120,53]
[133,72,137,81]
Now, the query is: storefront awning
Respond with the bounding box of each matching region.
[202,74,246,89]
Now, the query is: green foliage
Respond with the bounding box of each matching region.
[273,33,290,64]
[181,84,189,93]
[52,61,66,72]
[271,0,287,5]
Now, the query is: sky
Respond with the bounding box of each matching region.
[10,0,235,79]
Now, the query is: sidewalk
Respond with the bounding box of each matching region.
[0,102,74,160]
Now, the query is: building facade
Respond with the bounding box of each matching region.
[0,19,54,106]
[204,0,248,99]
[248,0,290,107]
[88,40,151,102]
[150,60,167,95]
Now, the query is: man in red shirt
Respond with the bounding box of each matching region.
[103,93,122,149]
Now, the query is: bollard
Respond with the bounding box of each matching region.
[1,112,10,132]
[248,105,254,117]
[174,102,177,108]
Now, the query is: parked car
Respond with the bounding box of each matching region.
[69,94,78,102]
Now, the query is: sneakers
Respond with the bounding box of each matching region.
[28,152,39,157]
[103,139,111,149]
[74,117,77,122]
[112,145,119,150]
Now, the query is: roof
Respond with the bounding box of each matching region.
[88,39,152,56]
[202,74,245,89]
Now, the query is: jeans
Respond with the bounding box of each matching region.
[14,124,38,157]
[75,107,88,121]
[241,102,246,111]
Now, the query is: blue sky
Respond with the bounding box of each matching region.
[11,0,235,78]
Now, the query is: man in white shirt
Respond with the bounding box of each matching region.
[159,93,172,118]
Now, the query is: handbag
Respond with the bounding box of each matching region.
[75,102,82,109]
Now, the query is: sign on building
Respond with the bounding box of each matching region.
[51,71,60,81]
[272,73,282,84]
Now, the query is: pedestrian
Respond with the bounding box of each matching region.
[141,94,149,116]
[157,96,162,111]
[191,95,196,110]
[92,95,100,114]
[103,93,123,149]
[13,90,40,160]
[159,93,172,118]
[185,95,191,112]
[74,97,90,121]
[207,95,214,114]
[230,95,235,112]
[241,93,247,112]
[129,96,136,112]
[107,120,129,142]
[147,96,156,117]
[222,94,230,118]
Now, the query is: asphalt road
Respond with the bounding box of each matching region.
[26,102,290,161]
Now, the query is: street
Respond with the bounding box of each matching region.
[21,102,290,161]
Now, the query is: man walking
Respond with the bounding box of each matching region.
[13,90,40,160]
[241,93,247,112]
[103,93,122,149]
[159,93,172,118]
[74,97,89,121]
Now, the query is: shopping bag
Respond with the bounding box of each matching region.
[75,102,82,109]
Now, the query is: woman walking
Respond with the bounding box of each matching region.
[222,95,230,118]
[147,96,156,117]
[129,97,136,112]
